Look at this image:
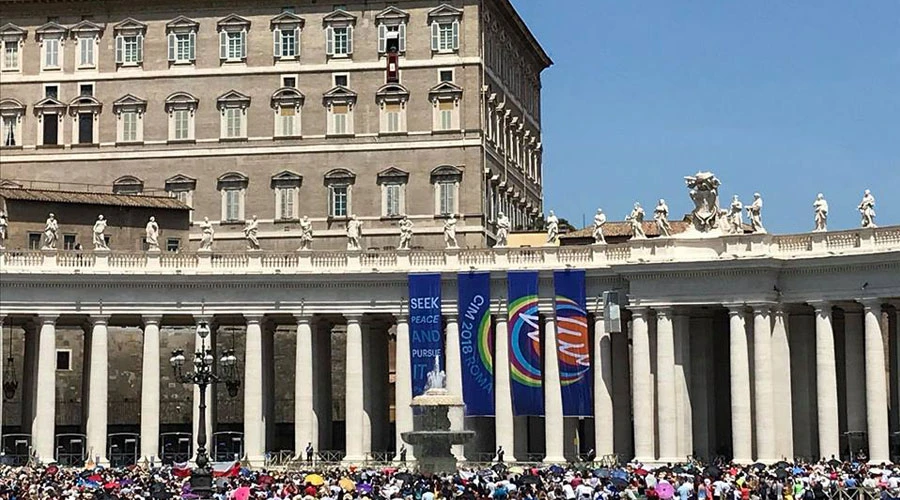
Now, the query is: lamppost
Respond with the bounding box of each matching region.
[170,321,240,498]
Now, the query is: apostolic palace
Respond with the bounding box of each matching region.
[1,0,899,472]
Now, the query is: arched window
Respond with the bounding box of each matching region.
[430,165,462,216]
[217,172,249,222]
[324,168,355,218]
[112,175,144,195]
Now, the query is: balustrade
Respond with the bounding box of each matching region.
[1,226,897,275]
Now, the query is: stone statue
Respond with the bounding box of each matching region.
[424,355,447,392]
[728,195,743,234]
[592,209,607,244]
[654,199,671,237]
[546,210,559,244]
[684,172,722,233]
[298,216,313,250]
[0,210,8,250]
[813,193,828,232]
[858,189,876,228]
[92,215,108,250]
[626,202,646,239]
[42,213,59,250]
[398,215,413,250]
[347,215,363,250]
[145,216,160,251]
[199,217,215,251]
[746,192,765,234]
[495,212,510,247]
[243,215,260,250]
[443,215,458,249]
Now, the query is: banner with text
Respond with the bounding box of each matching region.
[457,272,494,415]
[409,273,443,397]
[553,269,592,416]
[507,270,543,416]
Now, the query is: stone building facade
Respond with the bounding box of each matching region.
[0,0,551,251]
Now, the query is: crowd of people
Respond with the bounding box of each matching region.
[1,458,897,500]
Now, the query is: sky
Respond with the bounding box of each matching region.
[511,1,899,233]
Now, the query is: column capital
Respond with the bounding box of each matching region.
[723,304,746,315]
[628,306,650,318]
[36,314,58,324]
[244,315,265,324]
[89,315,110,325]
[747,303,772,314]
[345,314,363,324]
[392,313,409,323]
[294,315,312,326]
[654,305,675,318]
[141,315,162,327]
[859,298,884,312]
[193,315,214,326]
[807,300,833,313]
[443,312,459,322]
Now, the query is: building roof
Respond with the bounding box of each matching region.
[0,187,191,210]
[561,221,692,240]
[494,0,552,69]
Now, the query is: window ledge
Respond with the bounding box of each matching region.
[116,140,144,146]
[380,215,404,221]
[36,144,64,149]
[40,67,62,72]
[0,68,22,73]
[167,139,196,145]
[326,133,355,139]
[433,214,457,220]
[71,143,100,148]
[327,216,349,222]
[275,56,299,62]
[76,65,97,71]
[432,128,460,135]
[275,218,300,224]
[219,137,248,143]
[378,131,408,137]
[1,145,24,150]
[273,135,303,141]
[220,59,247,66]
[219,220,246,226]
[117,63,142,69]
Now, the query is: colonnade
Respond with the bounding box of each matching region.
[0,299,896,466]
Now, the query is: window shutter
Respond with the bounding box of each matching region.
[325,26,334,55]
[219,31,227,59]
[273,28,281,57]
[377,24,386,54]
[168,33,176,61]
[136,34,144,62]
[240,31,247,58]
[346,26,353,54]
[399,23,406,53]
[115,35,123,63]
[327,185,334,216]
[286,188,295,218]
[189,31,196,60]
[452,19,459,50]
[275,187,283,219]
[294,27,301,56]
[431,22,438,51]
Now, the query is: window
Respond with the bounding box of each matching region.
[272,87,304,138]
[333,73,349,87]
[439,101,453,130]
[324,86,356,136]
[113,94,146,144]
[218,15,250,63]
[377,167,408,218]
[0,24,26,72]
[226,32,243,59]
[324,9,355,58]
[277,187,296,219]
[63,234,77,250]
[438,181,456,215]
[165,174,197,219]
[385,104,401,133]
[282,76,297,88]
[431,165,462,216]
[166,239,180,253]
[166,16,199,64]
[2,116,17,146]
[429,82,462,132]
[45,85,58,99]
[0,98,24,147]
[113,175,144,194]
[80,84,93,96]
[116,35,143,64]
[56,350,72,371]
[69,95,101,145]
[35,94,67,146]
[428,5,462,53]
[28,233,42,249]
[44,37,60,68]
[332,105,347,134]
[329,185,348,217]
[78,113,93,143]
[272,12,303,60]
[272,170,302,220]
[121,111,137,142]
[78,36,95,67]
[166,92,199,142]
[385,184,401,216]
[375,6,408,55]
[42,113,59,145]
[439,69,454,83]
[278,107,295,136]
[218,172,249,222]
[172,110,189,139]
[376,84,409,135]
[217,90,250,140]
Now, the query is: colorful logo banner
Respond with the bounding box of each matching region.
[458,272,494,415]
[554,269,592,416]
[408,273,443,397]
[507,270,543,416]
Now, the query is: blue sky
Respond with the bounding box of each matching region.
[511,1,899,233]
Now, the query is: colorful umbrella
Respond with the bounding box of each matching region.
[656,483,675,499]
[305,474,326,486]
[339,477,356,491]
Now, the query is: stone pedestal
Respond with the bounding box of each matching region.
[401,389,474,475]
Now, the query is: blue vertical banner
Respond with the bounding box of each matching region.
[553,269,592,416]
[408,273,443,397]
[457,272,494,415]
[507,270,544,416]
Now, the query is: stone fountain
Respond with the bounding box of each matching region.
[401,356,475,474]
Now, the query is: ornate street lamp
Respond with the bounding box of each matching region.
[2,323,16,401]
[170,321,240,498]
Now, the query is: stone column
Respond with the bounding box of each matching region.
[631,307,655,462]
[32,315,57,462]
[656,307,678,462]
[862,300,890,463]
[494,311,516,461]
[393,315,414,461]
[812,301,840,459]
[728,306,752,464]
[262,321,276,450]
[85,315,110,464]
[0,316,3,441]
[140,316,161,462]
[444,314,467,461]
[690,315,710,460]
[543,313,565,463]
[22,321,38,435]
[844,310,866,435]
[752,305,775,463]
[673,312,692,460]
[294,316,315,458]
[344,315,366,462]
[243,316,265,466]
[192,319,216,462]
[770,306,793,460]
[593,312,614,456]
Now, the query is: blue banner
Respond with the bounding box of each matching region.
[458,272,494,415]
[409,273,443,397]
[554,269,592,416]
[507,270,543,416]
